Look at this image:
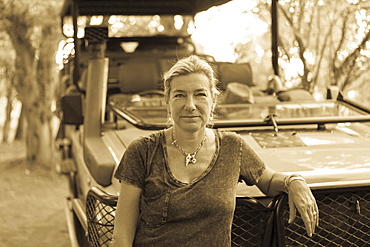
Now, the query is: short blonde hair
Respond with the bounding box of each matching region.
[163,55,220,103]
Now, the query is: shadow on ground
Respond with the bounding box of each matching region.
[0,141,71,247]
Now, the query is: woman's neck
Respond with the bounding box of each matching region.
[171,127,207,151]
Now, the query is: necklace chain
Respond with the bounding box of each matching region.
[171,130,207,167]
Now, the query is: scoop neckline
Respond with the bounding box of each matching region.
[161,129,220,186]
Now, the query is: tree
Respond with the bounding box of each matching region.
[0,0,63,167]
[0,32,16,143]
[242,0,370,101]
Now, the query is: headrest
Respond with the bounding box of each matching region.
[216,62,254,90]
[118,60,160,93]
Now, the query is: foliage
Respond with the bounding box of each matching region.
[0,0,63,166]
[252,0,370,100]
[0,32,16,143]
[0,32,15,90]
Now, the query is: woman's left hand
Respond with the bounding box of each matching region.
[288,180,319,237]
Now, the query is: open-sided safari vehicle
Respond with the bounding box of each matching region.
[58,0,370,246]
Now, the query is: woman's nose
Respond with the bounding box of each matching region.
[185,96,196,111]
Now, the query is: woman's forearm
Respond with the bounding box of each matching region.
[267,172,307,196]
[256,166,318,237]
[111,237,134,247]
[265,171,286,196]
[111,181,142,247]
[257,167,307,197]
[257,167,285,196]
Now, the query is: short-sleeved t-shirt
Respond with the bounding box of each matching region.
[114,129,265,247]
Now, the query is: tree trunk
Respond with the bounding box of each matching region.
[23,104,54,165]
[3,0,62,168]
[18,49,57,168]
[2,85,13,143]
[9,38,56,168]
[15,104,24,140]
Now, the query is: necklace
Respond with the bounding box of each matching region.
[171,130,207,167]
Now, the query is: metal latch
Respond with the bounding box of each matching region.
[350,195,361,215]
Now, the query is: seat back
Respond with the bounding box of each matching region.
[216,62,254,91]
[118,59,161,93]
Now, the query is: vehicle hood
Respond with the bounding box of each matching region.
[109,123,370,197]
[237,124,370,196]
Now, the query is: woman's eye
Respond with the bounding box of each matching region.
[174,94,185,98]
[196,93,207,97]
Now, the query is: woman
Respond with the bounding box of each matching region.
[111,55,318,247]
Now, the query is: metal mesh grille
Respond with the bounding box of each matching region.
[279,188,370,247]
[85,188,277,247]
[85,27,108,42]
[85,187,370,247]
[232,197,276,247]
[86,192,116,247]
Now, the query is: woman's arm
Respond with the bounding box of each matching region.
[111,181,142,247]
[256,166,285,196]
[256,166,319,237]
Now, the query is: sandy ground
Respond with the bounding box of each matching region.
[0,141,71,247]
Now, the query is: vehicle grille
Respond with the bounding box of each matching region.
[276,187,370,247]
[85,186,370,247]
[86,188,117,247]
[232,197,277,247]
[85,187,277,247]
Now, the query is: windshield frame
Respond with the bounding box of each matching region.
[108,96,370,130]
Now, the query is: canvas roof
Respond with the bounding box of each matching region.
[62,0,233,16]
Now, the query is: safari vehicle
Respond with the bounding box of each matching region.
[58,0,370,246]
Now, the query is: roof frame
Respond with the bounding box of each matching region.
[62,0,234,16]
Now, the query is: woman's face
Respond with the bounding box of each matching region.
[168,73,214,133]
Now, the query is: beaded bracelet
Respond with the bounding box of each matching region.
[282,174,306,193]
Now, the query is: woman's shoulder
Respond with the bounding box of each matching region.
[216,129,241,141]
[129,130,163,149]
[214,129,242,148]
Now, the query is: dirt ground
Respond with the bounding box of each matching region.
[0,141,71,247]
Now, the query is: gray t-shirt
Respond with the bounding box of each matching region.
[114,129,265,247]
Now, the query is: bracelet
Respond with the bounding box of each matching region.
[283,174,306,193]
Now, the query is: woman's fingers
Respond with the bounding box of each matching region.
[288,193,297,224]
[294,202,317,237]
[314,201,320,227]
[288,181,319,237]
[308,194,319,234]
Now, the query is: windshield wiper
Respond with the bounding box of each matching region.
[264,107,279,133]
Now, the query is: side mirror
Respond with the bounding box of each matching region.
[61,89,84,125]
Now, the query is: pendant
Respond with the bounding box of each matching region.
[185,154,197,167]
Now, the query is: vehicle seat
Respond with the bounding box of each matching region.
[216,62,254,91]
[277,88,314,101]
[118,59,161,94]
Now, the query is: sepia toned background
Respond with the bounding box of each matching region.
[1,0,370,246]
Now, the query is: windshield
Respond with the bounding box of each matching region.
[108,94,370,130]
